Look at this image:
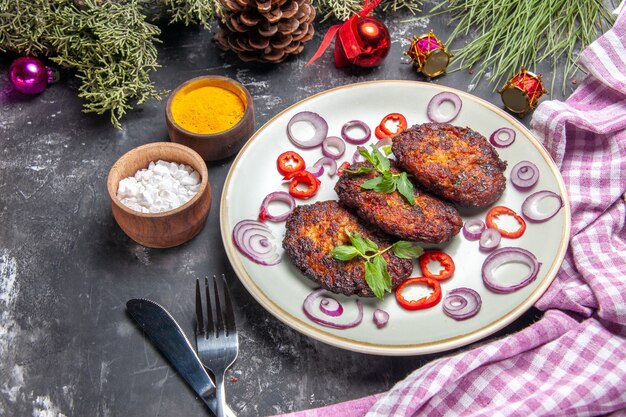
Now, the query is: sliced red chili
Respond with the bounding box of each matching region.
[419,250,455,280]
[337,161,351,176]
[277,151,306,176]
[486,205,527,239]
[375,113,408,139]
[395,277,442,310]
[284,170,320,199]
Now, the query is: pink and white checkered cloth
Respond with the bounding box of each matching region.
[274,7,626,417]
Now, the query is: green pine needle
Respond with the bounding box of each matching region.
[415,0,618,92]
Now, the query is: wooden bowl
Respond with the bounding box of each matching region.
[106,142,212,248]
[165,75,255,161]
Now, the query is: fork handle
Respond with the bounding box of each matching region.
[214,372,228,417]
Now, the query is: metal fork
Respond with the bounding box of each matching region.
[195,275,239,417]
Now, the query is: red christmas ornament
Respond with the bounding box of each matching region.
[308,0,390,69]
[498,68,547,115]
[8,56,59,95]
[405,31,452,79]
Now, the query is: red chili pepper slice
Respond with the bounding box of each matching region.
[375,113,408,139]
[277,151,306,176]
[419,250,455,280]
[395,277,442,310]
[486,205,527,239]
[337,161,351,175]
[284,170,320,199]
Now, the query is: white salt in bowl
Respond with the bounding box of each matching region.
[106,142,211,248]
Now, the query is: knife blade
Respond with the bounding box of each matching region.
[126,298,236,416]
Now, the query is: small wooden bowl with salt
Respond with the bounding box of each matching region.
[165,75,255,161]
[106,142,212,248]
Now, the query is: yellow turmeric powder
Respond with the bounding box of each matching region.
[171,84,245,134]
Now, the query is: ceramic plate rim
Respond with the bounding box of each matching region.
[220,80,571,356]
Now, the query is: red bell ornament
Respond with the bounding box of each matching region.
[498,68,547,115]
[405,31,452,79]
[308,0,390,69]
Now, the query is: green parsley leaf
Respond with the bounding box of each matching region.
[346,230,378,255]
[364,259,387,299]
[350,145,416,206]
[373,254,392,289]
[370,145,390,172]
[330,245,361,261]
[374,176,397,194]
[391,241,424,259]
[395,172,416,205]
[345,166,375,175]
[360,176,384,190]
[358,147,377,166]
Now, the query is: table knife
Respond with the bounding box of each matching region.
[126,298,236,417]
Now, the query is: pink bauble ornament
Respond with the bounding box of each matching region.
[9,56,59,95]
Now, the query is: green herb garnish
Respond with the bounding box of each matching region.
[346,145,416,205]
[330,230,423,299]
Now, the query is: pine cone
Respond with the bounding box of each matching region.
[215,0,316,63]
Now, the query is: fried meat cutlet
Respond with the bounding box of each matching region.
[392,122,507,208]
[282,200,413,297]
[334,161,462,243]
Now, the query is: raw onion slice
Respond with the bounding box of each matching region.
[522,190,563,222]
[287,111,328,148]
[352,146,367,164]
[510,160,539,189]
[489,127,516,148]
[373,309,389,329]
[482,247,541,293]
[426,92,462,123]
[443,287,482,320]
[322,136,346,159]
[479,227,501,252]
[311,156,338,178]
[232,219,281,266]
[319,297,343,316]
[259,191,296,222]
[341,120,371,144]
[463,218,486,240]
[303,288,363,329]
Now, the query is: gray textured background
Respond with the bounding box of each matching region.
[0,7,572,417]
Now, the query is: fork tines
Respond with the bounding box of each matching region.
[195,274,236,339]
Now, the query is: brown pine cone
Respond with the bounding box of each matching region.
[215,0,316,63]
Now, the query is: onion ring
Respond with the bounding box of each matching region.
[322,136,346,159]
[510,160,539,189]
[479,227,501,252]
[463,218,486,240]
[287,111,328,148]
[341,120,371,144]
[319,297,343,317]
[481,247,541,293]
[311,156,338,178]
[259,191,296,222]
[352,146,367,164]
[232,219,281,266]
[443,288,482,320]
[426,92,462,123]
[443,287,483,320]
[373,309,389,329]
[489,127,516,148]
[521,190,563,222]
[302,288,363,329]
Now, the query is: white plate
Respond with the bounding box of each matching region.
[220,81,570,356]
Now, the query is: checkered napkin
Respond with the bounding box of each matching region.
[272,6,626,417]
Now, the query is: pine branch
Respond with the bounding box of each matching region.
[417,0,618,92]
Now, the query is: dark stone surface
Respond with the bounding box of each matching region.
[0,9,571,417]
